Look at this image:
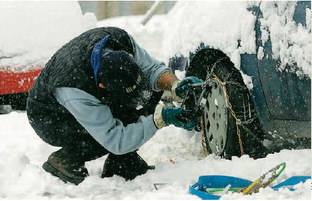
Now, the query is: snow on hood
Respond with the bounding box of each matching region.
[162,1,257,69]
[0,1,97,71]
[259,1,311,77]
[162,1,311,77]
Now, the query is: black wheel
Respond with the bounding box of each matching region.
[186,48,267,159]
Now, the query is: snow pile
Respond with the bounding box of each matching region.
[259,1,311,76]
[162,1,311,77]
[0,112,311,199]
[162,1,257,69]
[0,1,96,71]
[97,15,167,61]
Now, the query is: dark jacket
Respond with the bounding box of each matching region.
[29,27,162,123]
[30,27,134,103]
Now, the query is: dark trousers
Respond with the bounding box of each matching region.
[27,98,109,163]
[26,91,162,163]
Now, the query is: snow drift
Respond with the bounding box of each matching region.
[0,1,96,70]
[0,112,311,199]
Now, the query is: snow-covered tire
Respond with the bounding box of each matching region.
[186,48,267,159]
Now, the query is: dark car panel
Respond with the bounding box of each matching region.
[240,2,311,140]
[169,1,310,156]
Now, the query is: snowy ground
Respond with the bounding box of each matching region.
[0,112,311,199]
[0,1,311,200]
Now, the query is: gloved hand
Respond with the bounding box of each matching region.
[171,76,204,102]
[153,102,196,131]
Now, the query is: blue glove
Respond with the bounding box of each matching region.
[153,102,196,131]
[172,76,203,101]
[162,107,196,131]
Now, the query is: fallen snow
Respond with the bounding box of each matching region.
[259,1,311,77]
[162,1,311,77]
[0,112,311,199]
[0,1,96,71]
[162,1,257,70]
[97,15,167,62]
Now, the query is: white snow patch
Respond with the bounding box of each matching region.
[241,73,254,90]
[0,112,311,199]
[257,46,265,60]
[162,1,257,69]
[0,1,96,71]
[97,15,167,62]
[259,1,311,77]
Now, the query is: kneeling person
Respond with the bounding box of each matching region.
[26,27,202,185]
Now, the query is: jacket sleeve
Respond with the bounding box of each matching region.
[53,87,158,155]
[129,35,171,91]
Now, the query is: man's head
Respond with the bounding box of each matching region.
[97,50,144,104]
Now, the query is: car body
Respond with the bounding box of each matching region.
[0,68,42,112]
[240,1,311,144]
[168,1,311,156]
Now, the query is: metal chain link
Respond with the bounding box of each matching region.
[194,56,251,156]
[210,74,245,156]
[200,117,209,156]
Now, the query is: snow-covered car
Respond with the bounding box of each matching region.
[0,1,96,113]
[166,1,311,158]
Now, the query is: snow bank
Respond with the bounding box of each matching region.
[97,15,167,62]
[0,1,96,71]
[162,1,257,69]
[0,112,311,199]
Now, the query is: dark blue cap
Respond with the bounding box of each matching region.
[91,35,110,85]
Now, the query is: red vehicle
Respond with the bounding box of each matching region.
[0,1,94,114]
[0,67,42,113]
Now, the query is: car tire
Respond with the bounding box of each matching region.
[186,47,267,159]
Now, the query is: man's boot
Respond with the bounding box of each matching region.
[101,152,155,180]
[42,149,88,185]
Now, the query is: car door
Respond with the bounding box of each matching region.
[255,1,311,122]
[240,1,311,141]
